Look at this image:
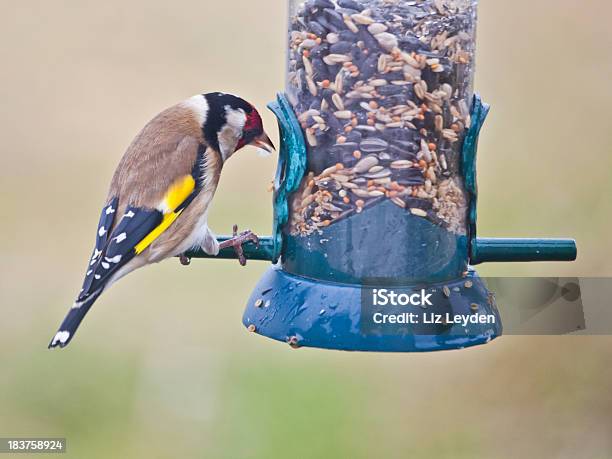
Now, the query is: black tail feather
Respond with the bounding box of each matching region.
[48,289,104,349]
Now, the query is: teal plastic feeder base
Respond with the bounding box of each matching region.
[243,265,501,352]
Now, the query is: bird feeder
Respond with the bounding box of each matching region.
[187,0,577,352]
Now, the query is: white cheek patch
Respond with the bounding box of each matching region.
[218,106,247,160]
[217,125,238,160]
[225,106,247,131]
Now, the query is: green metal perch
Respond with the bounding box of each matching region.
[186,237,578,265]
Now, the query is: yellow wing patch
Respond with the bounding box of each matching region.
[134,175,196,255]
[165,175,196,211]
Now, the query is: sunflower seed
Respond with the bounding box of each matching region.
[322,202,344,212]
[369,190,385,197]
[360,138,388,153]
[375,32,398,52]
[391,160,413,169]
[302,39,318,50]
[320,164,339,177]
[332,93,345,111]
[298,109,319,122]
[334,110,352,119]
[327,33,339,44]
[364,169,391,179]
[303,55,313,76]
[435,114,444,132]
[307,76,318,96]
[378,54,389,73]
[352,13,375,25]
[426,167,437,184]
[420,139,433,162]
[368,23,388,35]
[415,81,427,99]
[351,188,371,198]
[335,71,345,94]
[342,181,358,189]
[370,79,388,87]
[331,173,350,183]
[410,208,428,217]
[355,125,377,132]
[344,16,359,33]
[442,129,459,142]
[353,156,379,173]
[323,54,351,65]
[306,129,317,146]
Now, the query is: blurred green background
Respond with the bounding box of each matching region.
[1,1,611,458]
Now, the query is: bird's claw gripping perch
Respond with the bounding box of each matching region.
[219,224,260,266]
[178,225,259,266]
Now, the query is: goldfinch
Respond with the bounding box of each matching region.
[49,92,275,349]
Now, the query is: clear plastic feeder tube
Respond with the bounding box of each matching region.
[284,0,479,283]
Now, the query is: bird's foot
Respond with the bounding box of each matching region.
[179,254,191,266]
[219,225,260,266]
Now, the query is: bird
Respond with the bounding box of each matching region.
[49,92,275,349]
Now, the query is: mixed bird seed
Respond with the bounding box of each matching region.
[286,0,477,236]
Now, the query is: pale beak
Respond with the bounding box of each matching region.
[250,133,276,155]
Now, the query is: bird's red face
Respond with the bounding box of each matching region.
[237,107,275,155]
